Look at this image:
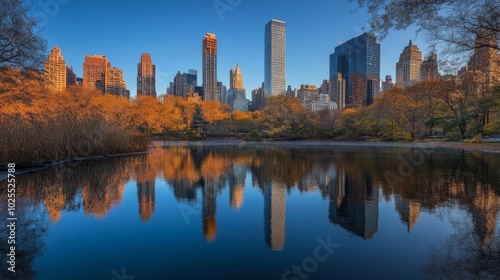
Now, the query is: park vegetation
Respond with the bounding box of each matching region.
[2,66,500,164]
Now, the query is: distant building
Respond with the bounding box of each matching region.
[286,85,295,98]
[44,46,66,91]
[168,70,197,99]
[137,53,156,97]
[330,32,380,107]
[331,72,346,110]
[202,33,218,101]
[467,34,500,87]
[298,84,338,112]
[381,75,394,92]
[318,79,330,96]
[251,82,266,111]
[217,81,227,104]
[66,66,77,86]
[105,67,127,97]
[228,64,248,111]
[297,84,318,102]
[307,94,338,112]
[83,54,110,93]
[265,19,286,96]
[420,53,439,82]
[396,40,422,87]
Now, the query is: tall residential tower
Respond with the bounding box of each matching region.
[137,53,156,97]
[265,19,286,97]
[396,40,422,87]
[202,33,218,101]
[44,46,67,91]
[83,54,110,92]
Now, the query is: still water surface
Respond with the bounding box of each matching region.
[1,141,499,280]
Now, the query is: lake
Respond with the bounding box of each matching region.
[1,141,499,280]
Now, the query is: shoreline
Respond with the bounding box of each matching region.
[2,140,499,180]
[0,151,152,181]
[152,139,500,154]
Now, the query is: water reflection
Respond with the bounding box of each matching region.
[0,143,499,279]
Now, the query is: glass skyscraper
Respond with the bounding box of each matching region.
[329,32,380,107]
[265,19,286,97]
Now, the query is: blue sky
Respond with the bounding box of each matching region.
[32,0,431,98]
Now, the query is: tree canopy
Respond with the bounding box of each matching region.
[350,0,500,53]
[0,0,47,71]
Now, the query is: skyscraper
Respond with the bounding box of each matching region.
[330,32,380,107]
[229,64,248,111]
[105,67,127,97]
[332,73,346,110]
[265,19,286,96]
[202,33,218,101]
[420,53,439,82]
[230,64,244,90]
[44,46,66,91]
[396,40,422,87]
[83,54,110,92]
[467,34,500,87]
[137,53,156,97]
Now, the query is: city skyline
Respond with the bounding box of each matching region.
[37,0,431,99]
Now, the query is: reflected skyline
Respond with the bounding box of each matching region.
[1,143,499,279]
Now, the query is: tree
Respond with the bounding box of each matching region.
[0,0,47,71]
[259,95,309,139]
[190,104,209,136]
[350,0,500,53]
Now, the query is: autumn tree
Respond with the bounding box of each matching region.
[259,95,311,139]
[351,0,500,53]
[0,0,47,75]
[131,95,164,136]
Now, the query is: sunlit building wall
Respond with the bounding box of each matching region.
[396,40,422,87]
[44,46,67,91]
[265,19,286,96]
[202,33,219,101]
[137,53,156,97]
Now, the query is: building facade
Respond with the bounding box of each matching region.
[83,54,110,92]
[137,53,156,97]
[228,64,248,111]
[105,67,127,97]
[44,46,67,91]
[265,19,286,96]
[331,72,346,110]
[396,40,422,87]
[381,75,394,92]
[329,32,380,107]
[202,33,219,101]
[251,82,266,111]
[420,53,439,82]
